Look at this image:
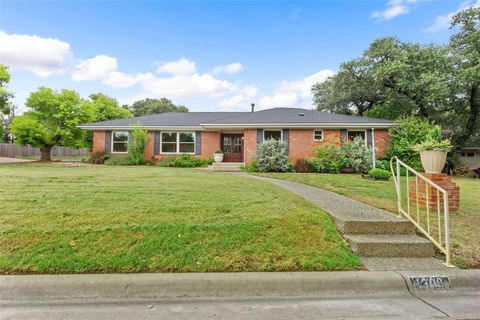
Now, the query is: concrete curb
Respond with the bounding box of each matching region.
[1,270,479,302]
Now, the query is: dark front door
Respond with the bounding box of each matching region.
[222,134,244,162]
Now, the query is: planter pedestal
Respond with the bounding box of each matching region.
[409,173,460,212]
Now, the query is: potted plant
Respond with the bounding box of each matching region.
[214,149,224,163]
[412,126,452,174]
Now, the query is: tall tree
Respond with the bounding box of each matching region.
[0,65,14,142]
[10,88,94,161]
[312,37,453,120]
[87,93,132,121]
[450,7,480,149]
[129,98,188,116]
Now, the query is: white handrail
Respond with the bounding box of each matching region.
[390,156,453,267]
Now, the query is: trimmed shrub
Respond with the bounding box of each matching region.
[368,168,392,181]
[342,137,373,174]
[306,143,347,174]
[128,125,149,165]
[256,139,290,172]
[156,154,213,168]
[241,161,258,173]
[85,152,110,164]
[105,156,133,165]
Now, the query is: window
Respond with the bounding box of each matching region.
[461,152,475,157]
[112,131,129,153]
[161,131,195,154]
[314,130,323,141]
[264,130,282,141]
[179,132,195,153]
[347,130,366,142]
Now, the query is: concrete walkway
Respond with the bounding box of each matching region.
[1,270,478,319]
[233,173,451,271]
[0,157,33,164]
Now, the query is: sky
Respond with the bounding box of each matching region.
[0,0,478,113]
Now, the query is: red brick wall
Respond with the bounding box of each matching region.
[289,129,341,164]
[92,131,105,154]
[200,131,221,160]
[374,129,390,158]
[244,129,257,164]
[144,131,155,160]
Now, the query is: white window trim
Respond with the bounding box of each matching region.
[263,129,283,141]
[313,129,324,141]
[160,131,196,154]
[347,129,368,146]
[111,131,129,154]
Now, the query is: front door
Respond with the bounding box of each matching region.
[222,134,244,162]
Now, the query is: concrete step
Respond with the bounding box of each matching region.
[207,162,243,172]
[338,219,416,235]
[345,234,435,258]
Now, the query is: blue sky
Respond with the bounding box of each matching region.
[0,0,476,112]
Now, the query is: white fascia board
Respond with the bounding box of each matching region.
[77,126,204,131]
[200,123,393,129]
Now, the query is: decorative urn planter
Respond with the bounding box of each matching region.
[420,151,447,174]
[214,153,224,163]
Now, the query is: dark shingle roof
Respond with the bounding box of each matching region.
[203,108,393,125]
[78,108,393,129]
[78,112,247,128]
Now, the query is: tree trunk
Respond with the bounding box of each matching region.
[40,146,53,161]
[455,84,479,151]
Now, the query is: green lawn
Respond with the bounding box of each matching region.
[0,163,360,274]
[255,172,480,269]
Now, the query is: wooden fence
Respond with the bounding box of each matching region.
[0,144,90,158]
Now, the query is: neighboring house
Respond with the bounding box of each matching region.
[78,108,393,164]
[460,147,480,170]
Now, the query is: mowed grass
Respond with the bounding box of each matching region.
[0,163,360,274]
[255,172,480,269]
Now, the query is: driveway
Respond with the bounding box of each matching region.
[0,157,33,164]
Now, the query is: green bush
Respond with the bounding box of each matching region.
[342,137,373,174]
[386,116,431,171]
[376,159,407,176]
[256,139,290,172]
[128,124,149,165]
[85,152,110,164]
[104,156,133,165]
[306,143,347,173]
[241,161,259,173]
[368,168,392,180]
[156,154,213,168]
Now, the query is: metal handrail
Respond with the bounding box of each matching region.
[390,156,453,267]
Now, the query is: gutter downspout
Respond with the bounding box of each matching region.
[372,128,376,169]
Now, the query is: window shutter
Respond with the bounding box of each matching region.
[105,131,112,153]
[195,131,201,155]
[154,131,160,155]
[366,129,373,148]
[256,129,264,147]
[282,129,289,155]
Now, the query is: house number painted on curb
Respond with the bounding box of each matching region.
[409,276,451,289]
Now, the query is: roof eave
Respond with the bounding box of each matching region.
[77,125,204,131]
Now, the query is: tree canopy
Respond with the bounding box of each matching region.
[0,65,14,142]
[129,98,188,116]
[312,7,480,150]
[86,93,132,122]
[10,88,94,160]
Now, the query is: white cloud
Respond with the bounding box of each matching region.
[0,30,72,77]
[258,69,334,109]
[217,85,257,110]
[371,0,423,21]
[156,57,196,75]
[71,55,152,88]
[143,73,235,98]
[425,0,480,33]
[212,62,243,74]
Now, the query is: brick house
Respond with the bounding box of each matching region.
[79,108,393,164]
